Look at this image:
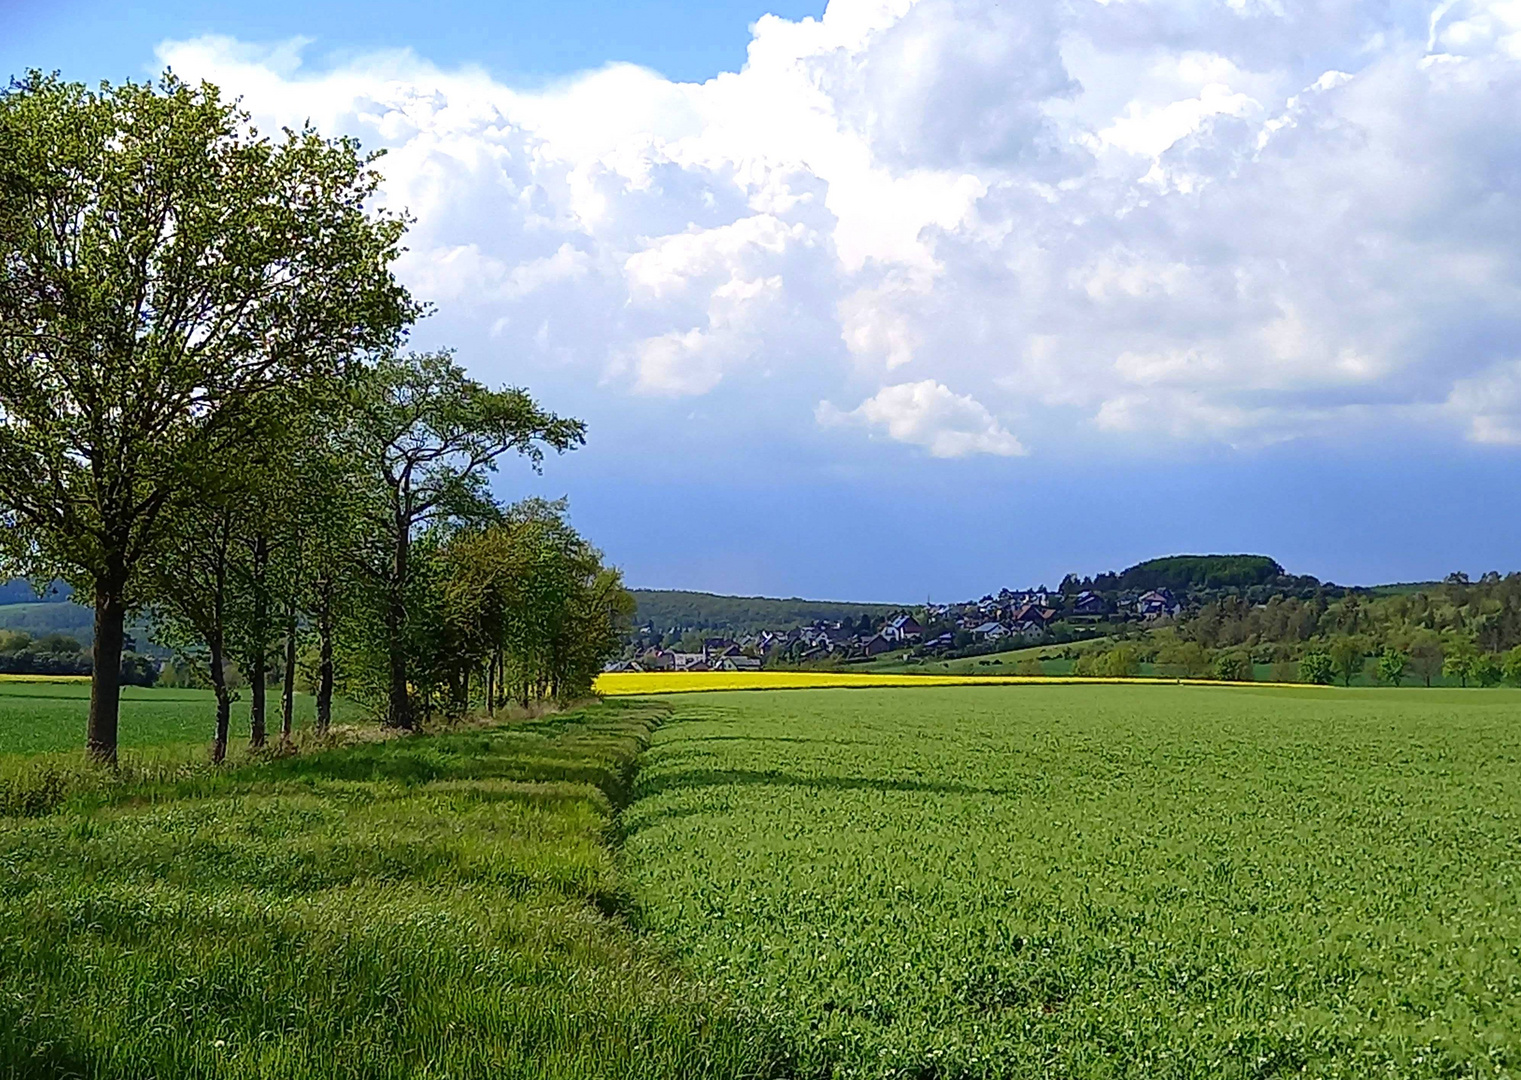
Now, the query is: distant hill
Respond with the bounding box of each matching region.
[631,590,903,635]
[0,579,71,604]
[1114,555,1290,592]
[0,601,94,639]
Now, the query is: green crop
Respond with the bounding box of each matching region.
[625,685,1521,1079]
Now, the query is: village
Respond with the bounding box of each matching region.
[613,585,1186,671]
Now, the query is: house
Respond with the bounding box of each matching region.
[925,631,955,650]
[714,655,762,671]
[862,633,896,656]
[884,613,924,642]
[1073,591,1108,615]
[972,620,1008,640]
[671,651,707,671]
[639,649,676,670]
[1136,589,1181,619]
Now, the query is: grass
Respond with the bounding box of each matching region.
[624,684,1521,1078]
[0,699,779,1079]
[0,682,366,756]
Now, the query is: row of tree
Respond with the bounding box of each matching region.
[0,72,628,761]
[1066,633,1521,687]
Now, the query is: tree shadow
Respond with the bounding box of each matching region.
[625,766,1003,835]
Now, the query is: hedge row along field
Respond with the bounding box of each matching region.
[623,685,1521,1078]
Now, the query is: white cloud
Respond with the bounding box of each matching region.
[818,380,1026,457]
[154,0,1521,458]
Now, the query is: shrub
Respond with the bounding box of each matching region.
[1300,651,1334,685]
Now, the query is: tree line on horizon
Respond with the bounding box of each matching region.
[0,71,631,762]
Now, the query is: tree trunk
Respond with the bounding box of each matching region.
[86,576,128,765]
[386,522,413,730]
[210,636,231,764]
[486,654,495,717]
[317,599,334,735]
[281,613,297,743]
[249,535,269,749]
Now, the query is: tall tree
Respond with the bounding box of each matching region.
[345,351,584,729]
[0,72,413,761]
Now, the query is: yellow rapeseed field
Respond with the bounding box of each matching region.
[594,670,1301,695]
[0,673,90,683]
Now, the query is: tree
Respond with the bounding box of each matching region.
[1328,637,1363,687]
[0,72,413,761]
[345,351,584,729]
[1299,650,1334,685]
[1474,653,1503,688]
[1214,651,1252,682]
[1409,632,1444,687]
[1376,647,1408,687]
[1102,645,1140,678]
[1444,641,1478,687]
[1503,646,1521,687]
[149,496,242,762]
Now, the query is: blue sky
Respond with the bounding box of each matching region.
[7,0,1521,600]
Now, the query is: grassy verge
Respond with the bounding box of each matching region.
[0,699,779,1079]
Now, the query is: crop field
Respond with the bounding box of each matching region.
[624,684,1521,1078]
[0,682,363,756]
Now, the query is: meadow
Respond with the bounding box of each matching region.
[0,681,364,756]
[0,699,779,1079]
[624,684,1521,1078]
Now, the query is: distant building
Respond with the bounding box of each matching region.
[1073,591,1108,615]
[884,614,924,642]
[1136,589,1181,619]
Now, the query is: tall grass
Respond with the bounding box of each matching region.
[0,700,782,1079]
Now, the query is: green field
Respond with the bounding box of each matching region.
[0,700,775,1079]
[7,683,1521,1078]
[625,685,1521,1078]
[0,682,365,756]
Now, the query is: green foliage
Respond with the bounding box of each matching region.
[342,350,585,729]
[1474,653,1503,688]
[1376,647,1408,687]
[0,70,414,760]
[1298,650,1334,685]
[1115,554,1285,592]
[627,686,1521,1077]
[1213,650,1252,681]
[0,700,776,1078]
[1328,637,1364,687]
[630,591,901,637]
[1101,645,1140,678]
[1444,641,1478,687]
[1503,646,1521,687]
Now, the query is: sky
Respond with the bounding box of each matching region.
[6,0,1521,600]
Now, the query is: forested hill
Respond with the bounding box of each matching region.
[631,590,903,635]
[1118,555,1288,591]
[1070,554,1327,597]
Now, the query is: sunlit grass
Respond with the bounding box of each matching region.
[0,700,781,1080]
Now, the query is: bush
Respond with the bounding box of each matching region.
[1214,652,1252,682]
[1299,651,1334,685]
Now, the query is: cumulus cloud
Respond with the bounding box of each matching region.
[818,381,1025,457]
[153,0,1521,459]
